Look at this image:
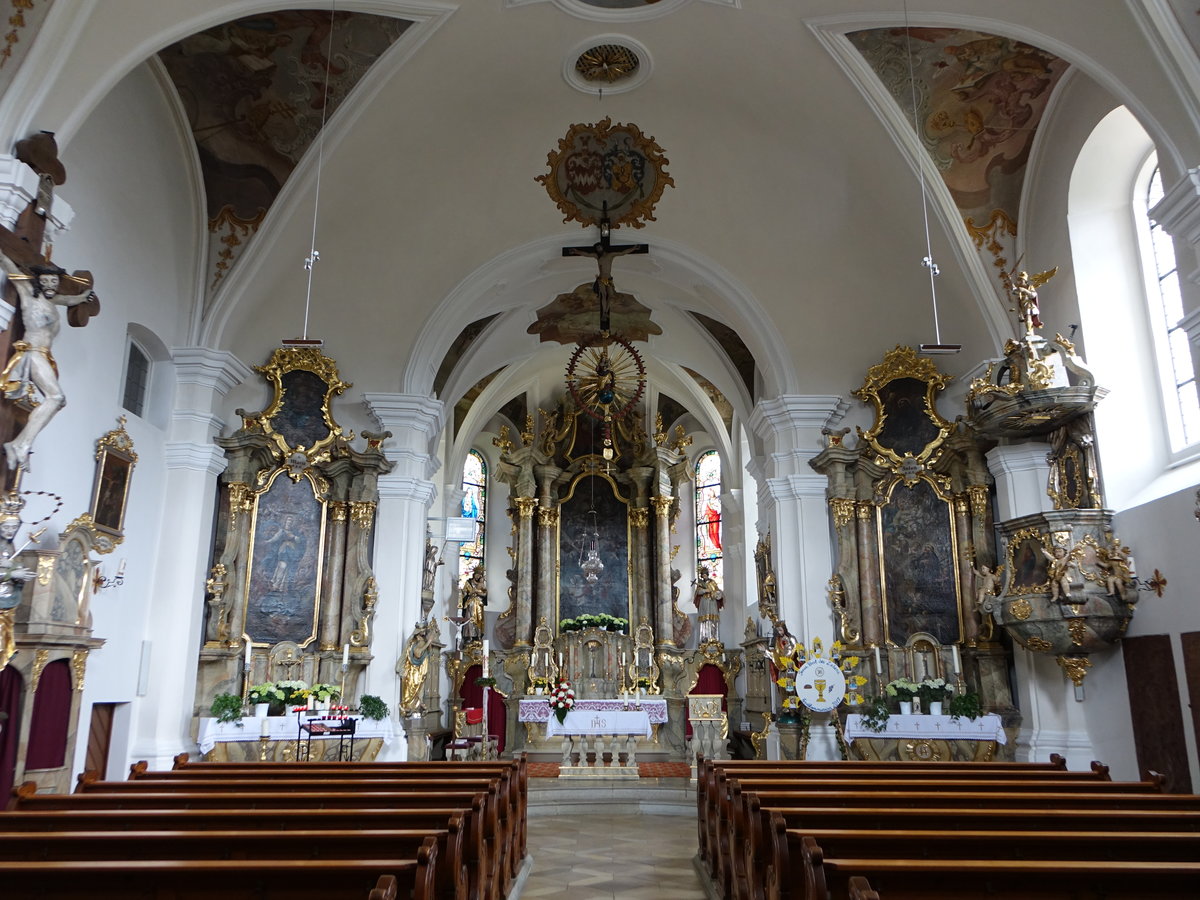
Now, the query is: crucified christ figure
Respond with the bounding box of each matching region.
[566,242,642,332]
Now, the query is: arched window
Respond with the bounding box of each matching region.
[694,450,722,588]
[1140,161,1200,450]
[460,449,487,587]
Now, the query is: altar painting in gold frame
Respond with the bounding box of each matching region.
[556,468,633,628]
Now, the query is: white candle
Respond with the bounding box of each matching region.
[117,558,126,577]
[308,695,315,710]
[558,652,564,669]
[260,718,270,737]
[951,644,961,675]
[483,640,490,677]
[244,639,252,671]
[873,645,882,673]
[342,643,350,666]
[621,651,626,668]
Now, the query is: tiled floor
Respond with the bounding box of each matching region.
[520,812,709,899]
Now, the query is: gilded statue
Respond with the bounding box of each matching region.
[1004,266,1058,337]
[694,564,724,644]
[1099,538,1134,602]
[1042,544,1075,602]
[460,565,487,643]
[399,619,436,715]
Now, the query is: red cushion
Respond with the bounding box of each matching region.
[464,708,484,725]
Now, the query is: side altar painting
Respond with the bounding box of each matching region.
[194,344,394,744]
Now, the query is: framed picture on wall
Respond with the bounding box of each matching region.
[89,417,137,536]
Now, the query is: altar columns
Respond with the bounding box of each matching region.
[364,393,444,758]
[513,497,537,645]
[651,495,675,646]
[133,348,250,769]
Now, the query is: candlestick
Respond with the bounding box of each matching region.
[951,644,961,675]
[483,640,490,678]
[244,638,252,672]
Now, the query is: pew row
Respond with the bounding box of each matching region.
[0,844,437,900]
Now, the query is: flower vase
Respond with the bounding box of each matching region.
[534,687,544,696]
[254,703,270,718]
[928,701,944,716]
[898,701,913,715]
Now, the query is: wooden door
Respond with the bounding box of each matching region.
[1122,635,1191,792]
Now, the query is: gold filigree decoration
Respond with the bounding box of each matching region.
[903,739,945,761]
[30,648,49,691]
[521,414,535,447]
[651,495,673,516]
[829,497,855,529]
[967,485,990,519]
[856,502,874,521]
[209,205,266,289]
[515,497,538,519]
[672,425,692,454]
[854,346,954,472]
[70,648,88,692]
[227,482,252,529]
[1056,654,1092,687]
[36,556,53,585]
[1024,635,1053,652]
[964,208,1018,274]
[536,506,559,528]
[575,44,640,83]
[349,577,378,647]
[330,501,348,522]
[1005,526,1053,596]
[350,501,375,531]
[1067,617,1087,646]
[65,513,121,555]
[828,574,859,643]
[630,506,649,529]
[493,425,514,457]
[94,415,139,465]
[249,346,352,462]
[1010,598,1032,620]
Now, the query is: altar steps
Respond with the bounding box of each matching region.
[528,775,695,816]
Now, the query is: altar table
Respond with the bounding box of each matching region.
[545,708,652,739]
[518,697,667,726]
[197,716,395,762]
[519,699,666,777]
[843,712,1006,762]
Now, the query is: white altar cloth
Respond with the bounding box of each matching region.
[545,708,652,739]
[518,697,667,725]
[197,716,395,754]
[844,712,1006,745]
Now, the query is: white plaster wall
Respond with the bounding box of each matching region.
[13,61,202,778]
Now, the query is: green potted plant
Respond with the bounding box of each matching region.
[529,677,550,695]
[948,691,984,721]
[275,679,309,708]
[358,694,389,721]
[247,682,284,716]
[210,692,244,725]
[857,694,891,733]
[917,677,952,715]
[885,677,919,714]
[308,683,341,707]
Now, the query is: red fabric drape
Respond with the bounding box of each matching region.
[26,660,71,769]
[687,663,728,739]
[0,666,23,803]
[458,663,506,754]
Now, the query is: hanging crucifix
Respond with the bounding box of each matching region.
[0,132,100,482]
[561,206,648,333]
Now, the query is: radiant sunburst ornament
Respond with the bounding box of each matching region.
[565,333,646,458]
[575,44,640,83]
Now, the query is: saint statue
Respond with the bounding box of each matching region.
[460,565,487,643]
[0,497,35,669]
[398,619,435,715]
[694,564,724,644]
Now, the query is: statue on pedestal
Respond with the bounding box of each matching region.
[459,565,487,643]
[694,564,723,644]
[398,619,436,715]
[0,494,35,669]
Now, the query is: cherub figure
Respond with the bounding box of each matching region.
[1003,265,1058,336]
[1042,544,1075,602]
[1099,538,1134,601]
[972,562,1002,609]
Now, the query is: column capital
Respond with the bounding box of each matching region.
[750,395,850,480]
[362,392,444,439]
[766,474,828,502]
[378,473,438,505]
[0,153,74,234]
[170,347,253,396]
[164,441,227,476]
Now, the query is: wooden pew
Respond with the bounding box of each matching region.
[131,757,529,864]
[9,785,499,900]
[797,836,1200,900]
[696,758,1111,872]
[84,769,518,891]
[766,819,1200,900]
[0,842,438,900]
[720,782,1199,900]
[0,825,468,900]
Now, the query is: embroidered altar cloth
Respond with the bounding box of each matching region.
[844,712,1007,744]
[518,697,667,725]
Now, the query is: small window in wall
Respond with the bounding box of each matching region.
[695,450,722,589]
[1144,163,1200,449]
[122,341,151,419]
[460,449,487,587]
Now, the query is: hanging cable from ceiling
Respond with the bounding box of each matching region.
[299,2,339,341]
[902,1,961,355]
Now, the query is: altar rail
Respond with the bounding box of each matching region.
[696,758,1200,900]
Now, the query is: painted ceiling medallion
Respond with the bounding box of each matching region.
[536,117,673,229]
[575,43,640,82]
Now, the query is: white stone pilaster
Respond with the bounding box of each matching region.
[985,443,1054,522]
[362,393,444,760]
[130,347,250,768]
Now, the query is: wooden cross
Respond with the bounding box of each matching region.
[562,210,648,333]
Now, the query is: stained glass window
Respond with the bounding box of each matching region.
[1145,164,1200,448]
[460,449,486,587]
[695,450,722,589]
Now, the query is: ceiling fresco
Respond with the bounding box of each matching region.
[847,28,1069,274]
[0,0,52,99]
[157,10,411,299]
